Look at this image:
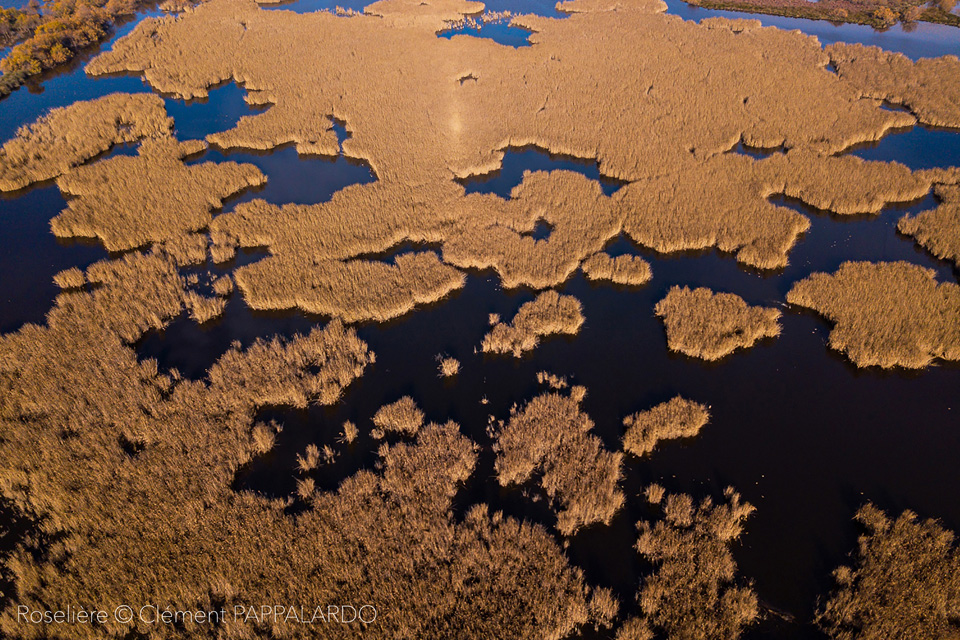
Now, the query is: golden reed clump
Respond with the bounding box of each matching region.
[0,93,172,191]
[372,396,425,436]
[482,291,584,357]
[622,396,710,457]
[51,137,265,252]
[786,261,960,368]
[819,504,960,640]
[620,488,758,640]
[234,250,466,323]
[655,286,781,361]
[580,252,652,286]
[898,184,960,268]
[493,389,624,536]
[437,356,460,377]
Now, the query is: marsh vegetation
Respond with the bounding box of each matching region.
[482,291,584,357]
[655,286,781,361]
[0,0,958,638]
[786,261,960,368]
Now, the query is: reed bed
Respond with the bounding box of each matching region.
[827,43,960,129]
[655,286,781,361]
[819,504,960,640]
[492,390,624,536]
[0,248,594,639]
[51,138,265,252]
[898,184,960,268]
[78,0,960,281]
[482,291,584,357]
[372,396,425,436]
[622,396,710,457]
[0,93,172,191]
[437,356,460,377]
[619,488,758,640]
[234,251,466,323]
[786,261,960,368]
[581,252,652,286]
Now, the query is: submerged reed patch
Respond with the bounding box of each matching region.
[655,286,781,361]
[492,389,624,536]
[619,488,758,640]
[0,93,172,192]
[482,291,584,357]
[898,184,960,268]
[622,397,710,458]
[819,504,960,640]
[786,261,960,368]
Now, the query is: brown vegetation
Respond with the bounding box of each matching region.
[52,266,85,289]
[655,286,781,360]
[581,251,652,286]
[492,390,624,536]
[786,261,960,368]
[372,396,425,436]
[0,93,171,191]
[437,355,460,377]
[482,291,584,357]
[537,370,568,389]
[685,0,959,29]
[51,137,265,251]
[0,243,597,639]
[78,0,960,284]
[620,488,759,640]
[898,184,960,268]
[819,504,960,640]
[234,250,466,323]
[0,0,131,97]
[827,44,960,129]
[623,396,710,458]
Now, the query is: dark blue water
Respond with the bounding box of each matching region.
[849,125,960,170]
[462,146,625,196]
[439,20,534,46]
[2,3,960,640]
